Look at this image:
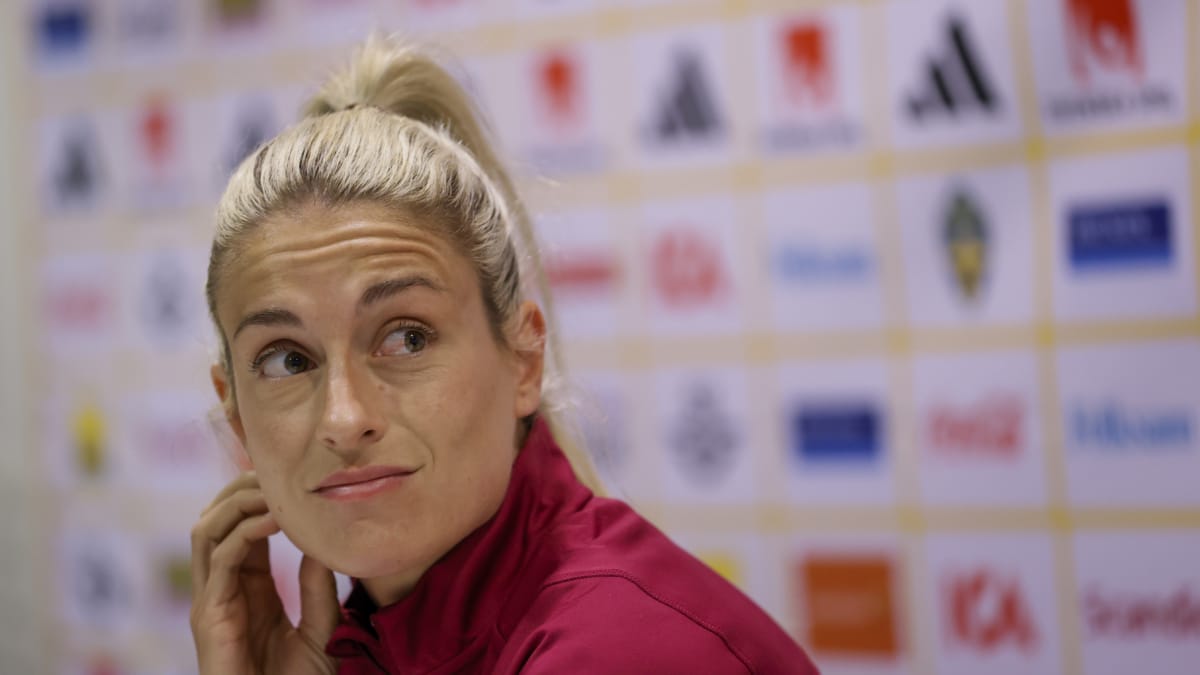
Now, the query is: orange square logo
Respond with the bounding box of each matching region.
[797,553,900,657]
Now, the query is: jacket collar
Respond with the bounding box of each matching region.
[325,416,592,671]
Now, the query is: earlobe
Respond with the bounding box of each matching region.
[513,301,546,418]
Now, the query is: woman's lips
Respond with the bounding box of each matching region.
[314,465,416,502]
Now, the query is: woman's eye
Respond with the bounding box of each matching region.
[260,350,313,378]
[380,327,429,356]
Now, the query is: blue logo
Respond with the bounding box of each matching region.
[1067,199,1172,270]
[773,244,874,284]
[35,3,92,58]
[790,403,883,464]
[1071,403,1193,452]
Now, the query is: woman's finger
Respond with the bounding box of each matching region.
[297,554,340,639]
[203,511,281,609]
[190,488,269,607]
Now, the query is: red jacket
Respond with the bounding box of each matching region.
[325,417,820,674]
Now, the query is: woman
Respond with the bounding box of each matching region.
[189,35,819,674]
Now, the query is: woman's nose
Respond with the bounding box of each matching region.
[317,362,386,454]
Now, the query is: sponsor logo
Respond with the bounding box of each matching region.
[798,553,900,656]
[927,395,1023,458]
[945,569,1038,652]
[117,0,179,46]
[906,15,1001,121]
[526,48,605,173]
[669,382,739,486]
[139,251,194,346]
[157,551,192,609]
[1083,584,1200,639]
[223,95,278,177]
[67,543,132,626]
[1067,198,1172,270]
[773,242,873,284]
[46,277,111,337]
[537,50,581,131]
[34,1,93,58]
[211,0,265,29]
[1047,0,1174,123]
[651,228,728,309]
[782,22,834,108]
[1067,0,1141,85]
[139,96,173,171]
[645,49,724,144]
[942,186,990,301]
[762,16,863,152]
[791,403,882,465]
[71,400,108,478]
[1071,403,1192,452]
[545,250,618,296]
[49,119,103,209]
[134,411,210,474]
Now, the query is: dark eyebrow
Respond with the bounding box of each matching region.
[232,308,303,340]
[359,275,445,310]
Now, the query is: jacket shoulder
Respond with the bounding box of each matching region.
[500,573,753,674]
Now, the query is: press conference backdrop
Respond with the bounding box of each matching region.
[11,0,1200,673]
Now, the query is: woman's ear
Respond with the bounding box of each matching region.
[511,301,546,419]
[210,363,247,447]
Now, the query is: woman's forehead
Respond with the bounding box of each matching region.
[218,203,476,316]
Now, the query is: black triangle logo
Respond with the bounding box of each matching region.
[650,49,724,142]
[906,15,1000,120]
[54,124,100,205]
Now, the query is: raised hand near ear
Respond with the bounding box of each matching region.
[190,472,341,675]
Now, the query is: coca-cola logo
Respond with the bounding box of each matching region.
[928,394,1023,457]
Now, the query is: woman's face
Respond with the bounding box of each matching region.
[211,201,544,601]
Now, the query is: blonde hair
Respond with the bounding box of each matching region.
[206,35,602,493]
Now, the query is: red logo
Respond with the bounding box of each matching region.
[536,49,580,130]
[545,250,617,296]
[1084,585,1200,639]
[1065,0,1143,85]
[927,395,1023,458]
[47,284,110,333]
[781,20,834,108]
[651,229,726,309]
[139,96,173,170]
[946,569,1038,652]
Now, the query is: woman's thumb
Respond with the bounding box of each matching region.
[297,554,340,639]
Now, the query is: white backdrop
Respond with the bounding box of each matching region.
[10,1,1200,674]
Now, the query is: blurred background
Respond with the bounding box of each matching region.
[2,0,1199,673]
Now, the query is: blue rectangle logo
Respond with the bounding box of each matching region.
[1067,200,1172,270]
[792,404,882,464]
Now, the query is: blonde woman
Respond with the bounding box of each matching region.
[189,36,819,675]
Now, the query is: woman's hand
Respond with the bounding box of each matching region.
[190,472,341,675]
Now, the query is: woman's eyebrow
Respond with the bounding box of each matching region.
[233,308,302,340]
[358,275,446,311]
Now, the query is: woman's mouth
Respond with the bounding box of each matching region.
[314,465,416,502]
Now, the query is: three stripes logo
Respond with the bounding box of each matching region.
[907,15,1000,121]
[647,49,724,143]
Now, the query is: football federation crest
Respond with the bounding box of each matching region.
[942,187,989,301]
